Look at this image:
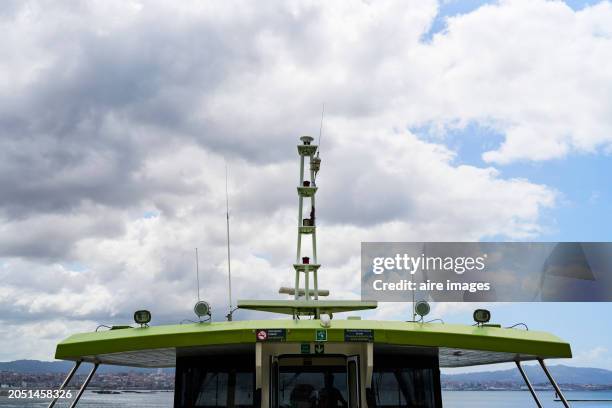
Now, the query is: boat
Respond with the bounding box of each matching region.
[49,135,573,407]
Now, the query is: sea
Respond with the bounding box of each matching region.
[1,390,612,407]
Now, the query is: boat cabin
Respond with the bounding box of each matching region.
[174,342,442,408]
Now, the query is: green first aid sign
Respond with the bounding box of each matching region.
[315,329,327,342]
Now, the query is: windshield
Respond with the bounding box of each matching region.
[368,352,442,408]
[279,364,348,408]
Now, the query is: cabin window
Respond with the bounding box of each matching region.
[175,355,255,408]
[369,353,442,408]
[370,368,437,407]
[275,356,349,408]
[279,366,348,407]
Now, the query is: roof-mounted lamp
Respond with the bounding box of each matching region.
[473,309,491,325]
[134,310,151,327]
[194,300,211,322]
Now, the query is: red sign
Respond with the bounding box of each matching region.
[256,328,287,342]
[256,330,268,341]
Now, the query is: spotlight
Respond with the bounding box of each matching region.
[194,301,211,320]
[473,309,491,325]
[134,310,151,327]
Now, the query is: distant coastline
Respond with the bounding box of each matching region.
[1,360,611,392]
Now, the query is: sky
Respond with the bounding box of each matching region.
[0,0,612,372]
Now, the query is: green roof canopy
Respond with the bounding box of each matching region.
[54,319,571,368]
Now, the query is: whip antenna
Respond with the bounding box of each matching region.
[317,103,325,152]
[195,248,201,301]
[313,103,325,182]
[225,163,234,321]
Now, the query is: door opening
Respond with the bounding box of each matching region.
[272,355,360,408]
[347,356,360,408]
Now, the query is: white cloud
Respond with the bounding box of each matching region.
[573,346,611,367]
[413,0,612,163]
[0,319,97,361]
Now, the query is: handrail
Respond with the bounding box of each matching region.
[538,358,570,408]
[515,360,542,408]
[47,360,81,408]
[68,363,99,408]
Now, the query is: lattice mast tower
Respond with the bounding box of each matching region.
[294,136,322,301]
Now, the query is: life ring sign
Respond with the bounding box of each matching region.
[255,329,287,342]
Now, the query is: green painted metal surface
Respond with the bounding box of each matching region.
[236,300,378,315]
[55,319,571,362]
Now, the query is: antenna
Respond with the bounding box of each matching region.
[195,248,201,301]
[313,104,324,183]
[412,287,416,322]
[225,162,234,321]
[317,103,325,152]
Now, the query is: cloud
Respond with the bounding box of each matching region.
[413,0,612,163]
[572,346,612,367]
[0,131,556,360]
[0,0,609,360]
[0,319,97,361]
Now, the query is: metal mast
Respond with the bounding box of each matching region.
[225,163,233,321]
[237,135,376,318]
[294,136,322,302]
